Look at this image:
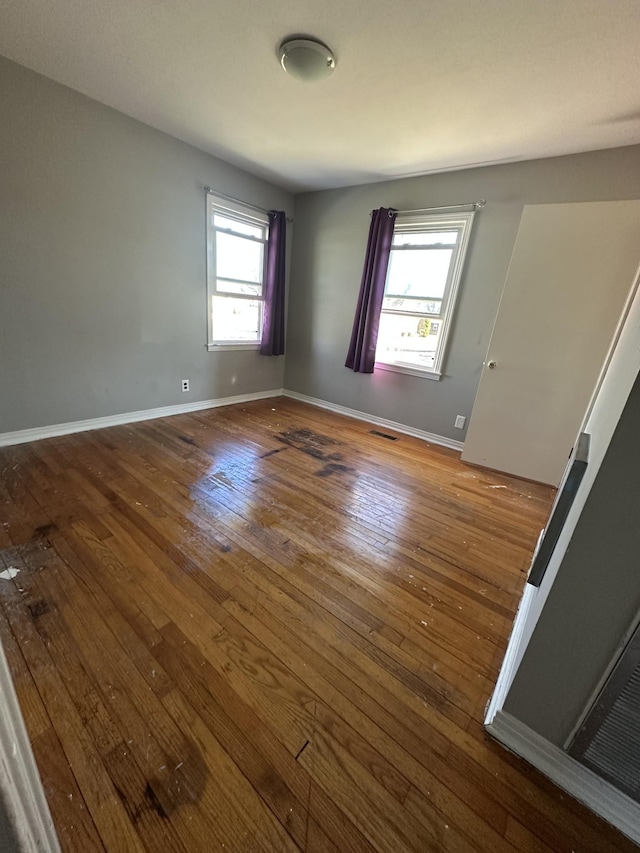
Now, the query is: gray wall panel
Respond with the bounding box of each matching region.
[0,56,292,433]
[285,147,640,440]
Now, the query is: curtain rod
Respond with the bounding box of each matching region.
[204,186,293,222]
[375,199,486,217]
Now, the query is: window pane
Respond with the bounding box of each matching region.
[211,295,261,342]
[382,297,442,315]
[392,231,458,247]
[217,278,262,297]
[216,232,264,283]
[376,312,442,370]
[213,213,264,239]
[385,247,452,299]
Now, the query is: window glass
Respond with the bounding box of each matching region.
[211,295,262,342]
[375,212,475,376]
[377,313,442,370]
[207,194,269,347]
[384,247,452,300]
[216,279,262,297]
[213,213,263,239]
[392,231,458,247]
[382,297,442,315]
[216,232,264,284]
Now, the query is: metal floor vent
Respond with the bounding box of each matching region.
[369,430,399,441]
[569,620,640,802]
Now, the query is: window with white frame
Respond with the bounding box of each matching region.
[206,194,269,349]
[375,211,475,378]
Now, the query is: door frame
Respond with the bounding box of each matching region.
[0,638,60,851]
[485,257,640,727]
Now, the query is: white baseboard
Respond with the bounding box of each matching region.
[0,388,462,453]
[0,389,284,447]
[487,710,640,846]
[282,389,464,452]
[0,641,60,852]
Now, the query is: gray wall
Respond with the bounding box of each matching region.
[4,47,640,451]
[285,146,640,441]
[504,371,640,746]
[0,793,19,852]
[0,56,292,434]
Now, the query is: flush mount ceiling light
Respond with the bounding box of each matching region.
[279,37,336,82]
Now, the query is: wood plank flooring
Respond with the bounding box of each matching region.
[0,397,634,852]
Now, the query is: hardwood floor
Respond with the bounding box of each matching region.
[0,397,634,852]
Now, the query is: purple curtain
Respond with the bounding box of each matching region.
[260,210,287,356]
[345,207,397,373]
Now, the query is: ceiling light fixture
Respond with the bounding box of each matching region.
[279,37,336,83]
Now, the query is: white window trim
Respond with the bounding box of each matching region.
[376,210,475,379]
[206,342,260,352]
[206,192,269,349]
[374,361,442,380]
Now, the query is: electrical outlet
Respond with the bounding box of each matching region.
[181,379,190,392]
[454,415,466,429]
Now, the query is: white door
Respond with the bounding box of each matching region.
[462,201,640,485]
[486,236,640,728]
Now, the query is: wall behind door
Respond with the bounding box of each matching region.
[286,145,640,443]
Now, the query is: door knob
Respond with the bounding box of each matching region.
[487,360,497,369]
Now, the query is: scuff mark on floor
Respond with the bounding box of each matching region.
[0,567,20,580]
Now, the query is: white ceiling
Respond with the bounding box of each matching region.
[1,0,640,192]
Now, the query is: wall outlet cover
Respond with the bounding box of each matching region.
[454,415,466,429]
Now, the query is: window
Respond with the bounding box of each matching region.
[206,194,269,350]
[375,211,474,378]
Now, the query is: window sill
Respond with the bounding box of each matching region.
[207,343,260,352]
[375,362,442,381]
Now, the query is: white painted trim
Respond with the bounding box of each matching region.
[484,582,537,726]
[374,362,442,381]
[0,389,284,447]
[0,386,462,454]
[0,641,60,852]
[206,343,261,352]
[484,259,640,734]
[487,710,640,846]
[282,389,464,451]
